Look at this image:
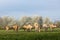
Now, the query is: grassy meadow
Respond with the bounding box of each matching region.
[0,28,60,40]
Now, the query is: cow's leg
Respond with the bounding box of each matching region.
[29,28,32,32]
[38,27,40,32]
[15,28,16,31]
[14,27,17,31]
[50,27,53,32]
[16,27,18,32]
[35,27,37,32]
[45,27,48,32]
[14,26,18,32]
[6,27,9,31]
[24,28,26,31]
[37,25,43,32]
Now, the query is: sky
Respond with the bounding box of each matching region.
[0,0,60,21]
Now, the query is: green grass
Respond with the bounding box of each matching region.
[0,28,60,40]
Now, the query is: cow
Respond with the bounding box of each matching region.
[5,24,18,32]
[49,24,57,31]
[34,23,40,32]
[5,26,9,31]
[43,24,49,31]
[23,24,33,32]
[43,24,57,31]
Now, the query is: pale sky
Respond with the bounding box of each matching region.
[0,0,60,21]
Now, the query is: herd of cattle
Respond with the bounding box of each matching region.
[5,23,57,32]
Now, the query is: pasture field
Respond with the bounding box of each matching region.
[0,28,60,40]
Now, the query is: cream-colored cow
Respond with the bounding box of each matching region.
[5,24,18,31]
[34,23,40,32]
[43,24,48,31]
[5,26,9,31]
[49,24,57,31]
[13,24,18,31]
[43,24,57,31]
[23,24,32,31]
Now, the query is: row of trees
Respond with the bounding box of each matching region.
[0,16,60,28]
